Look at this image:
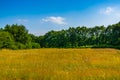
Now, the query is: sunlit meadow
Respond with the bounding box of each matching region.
[0,48,120,80]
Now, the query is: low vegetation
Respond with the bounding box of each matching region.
[0,48,120,80]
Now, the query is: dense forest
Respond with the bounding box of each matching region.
[0,22,120,49]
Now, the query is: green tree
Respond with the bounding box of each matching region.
[76,26,88,46]
[0,31,15,49]
[111,22,120,45]
[4,24,32,48]
[67,27,78,47]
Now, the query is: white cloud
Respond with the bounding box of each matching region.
[100,6,120,18]
[42,16,67,25]
[17,19,29,22]
[105,7,114,15]
[100,6,114,15]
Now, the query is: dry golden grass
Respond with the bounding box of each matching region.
[0,48,120,80]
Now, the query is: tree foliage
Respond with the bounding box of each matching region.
[0,31,14,49]
[38,22,120,48]
[0,22,120,49]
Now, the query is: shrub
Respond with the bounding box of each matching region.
[31,43,40,48]
[15,42,26,49]
[0,31,15,49]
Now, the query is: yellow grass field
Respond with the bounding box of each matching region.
[0,48,120,80]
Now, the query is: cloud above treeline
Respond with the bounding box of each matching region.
[100,6,120,17]
[102,7,114,15]
[42,16,67,25]
[17,19,29,22]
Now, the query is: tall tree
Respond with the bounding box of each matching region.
[0,31,14,49]
[4,24,31,45]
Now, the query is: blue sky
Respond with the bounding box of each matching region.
[0,0,120,35]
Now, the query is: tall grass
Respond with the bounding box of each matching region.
[0,48,120,80]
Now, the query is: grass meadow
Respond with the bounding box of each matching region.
[0,48,120,80]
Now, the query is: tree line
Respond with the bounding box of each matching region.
[0,22,120,49]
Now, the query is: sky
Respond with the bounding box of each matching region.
[1,0,120,35]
